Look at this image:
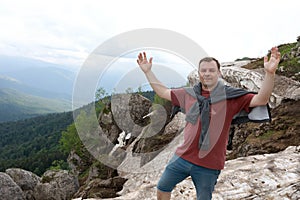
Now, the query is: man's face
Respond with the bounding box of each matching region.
[198,61,221,90]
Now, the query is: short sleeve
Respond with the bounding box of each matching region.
[171,88,186,107]
[235,93,255,113]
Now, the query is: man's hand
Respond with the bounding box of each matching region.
[136,52,171,101]
[250,47,280,107]
[137,52,153,73]
[264,47,281,74]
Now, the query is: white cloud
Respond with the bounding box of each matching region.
[0,0,299,68]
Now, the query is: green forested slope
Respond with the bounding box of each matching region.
[0,112,73,175]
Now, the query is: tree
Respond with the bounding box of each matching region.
[60,123,82,155]
[125,87,133,94]
[95,87,108,101]
[137,85,143,95]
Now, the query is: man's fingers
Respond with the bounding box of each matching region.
[271,47,279,56]
[138,52,143,60]
[272,47,281,60]
[138,53,145,64]
[276,51,281,60]
[137,52,152,64]
[143,52,147,61]
[270,48,275,57]
[264,55,268,63]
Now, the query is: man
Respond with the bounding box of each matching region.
[136,47,280,200]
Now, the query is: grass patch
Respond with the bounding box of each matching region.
[259,130,274,140]
[278,42,297,56]
[242,42,299,81]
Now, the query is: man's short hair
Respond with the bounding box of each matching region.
[198,57,221,70]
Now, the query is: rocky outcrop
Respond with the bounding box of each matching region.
[71,158,126,199]
[227,98,300,159]
[0,172,25,200]
[77,146,300,200]
[73,176,127,199]
[110,93,152,136]
[279,38,300,80]
[5,168,40,200]
[222,66,300,107]
[213,146,300,200]
[69,93,154,199]
[116,112,186,175]
[0,169,78,200]
[34,170,79,200]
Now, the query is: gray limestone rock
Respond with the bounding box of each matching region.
[0,172,25,200]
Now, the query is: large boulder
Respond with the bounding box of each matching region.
[73,177,127,199]
[34,170,79,200]
[5,168,41,200]
[221,66,300,107]
[0,172,25,200]
[110,93,152,135]
[213,146,300,200]
[116,112,186,175]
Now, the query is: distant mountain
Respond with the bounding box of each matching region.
[0,88,71,122]
[0,55,77,73]
[0,55,76,99]
[4,66,75,98]
[0,55,77,122]
[0,75,70,100]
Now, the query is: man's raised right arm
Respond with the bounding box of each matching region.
[137,52,171,101]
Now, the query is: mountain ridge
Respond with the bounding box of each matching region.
[0,88,71,122]
[0,55,76,122]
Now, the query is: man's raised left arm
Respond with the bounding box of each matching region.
[249,47,281,107]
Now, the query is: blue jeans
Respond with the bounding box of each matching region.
[157,154,220,200]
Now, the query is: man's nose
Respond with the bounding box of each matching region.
[204,71,210,76]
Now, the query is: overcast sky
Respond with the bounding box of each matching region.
[0,0,299,70]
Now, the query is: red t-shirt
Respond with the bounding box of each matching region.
[171,88,255,170]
